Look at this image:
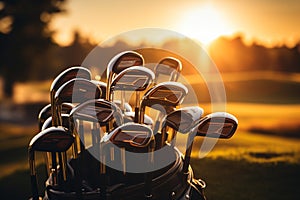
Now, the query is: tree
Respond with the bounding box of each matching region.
[59,30,96,68]
[0,0,67,97]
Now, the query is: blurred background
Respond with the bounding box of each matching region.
[0,0,299,199]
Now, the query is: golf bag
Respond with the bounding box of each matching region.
[42,146,206,200]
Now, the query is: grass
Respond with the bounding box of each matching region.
[0,165,47,200]
[0,102,300,199]
[0,156,299,200]
[191,158,300,200]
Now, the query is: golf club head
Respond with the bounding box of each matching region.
[154,57,182,83]
[38,103,74,130]
[29,127,74,153]
[195,112,238,139]
[38,104,52,131]
[110,66,155,92]
[141,81,188,110]
[114,100,133,112]
[28,127,75,193]
[55,78,102,105]
[101,123,154,152]
[182,112,238,174]
[106,51,144,100]
[50,66,91,93]
[69,99,123,126]
[41,114,71,131]
[91,80,107,99]
[164,106,204,133]
[107,51,144,77]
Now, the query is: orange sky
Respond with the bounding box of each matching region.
[51,0,300,47]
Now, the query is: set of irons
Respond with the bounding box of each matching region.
[28,51,238,200]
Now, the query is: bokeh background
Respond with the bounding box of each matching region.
[0,0,300,199]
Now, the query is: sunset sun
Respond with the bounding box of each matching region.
[178,5,232,46]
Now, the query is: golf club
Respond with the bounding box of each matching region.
[91,79,107,99]
[106,51,144,99]
[160,106,203,149]
[106,51,144,120]
[38,103,73,176]
[47,67,91,183]
[28,126,74,200]
[101,122,155,199]
[154,57,182,84]
[38,103,74,131]
[152,57,183,132]
[182,112,238,174]
[54,78,102,148]
[50,66,91,126]
[53,78,102,187]
[69,99,123,198]
[138,81,188,137]
[109,66,155,124]
[69,98,123,148]
[45,66,89,183]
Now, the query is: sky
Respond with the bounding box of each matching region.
[50,0,300,47]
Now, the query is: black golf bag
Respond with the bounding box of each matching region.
[42,146,206,200]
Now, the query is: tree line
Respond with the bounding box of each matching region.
[1,0,300,98]
[0,0,94,97]
[209,36,300,73]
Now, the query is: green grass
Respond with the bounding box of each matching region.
[191,158,300,200]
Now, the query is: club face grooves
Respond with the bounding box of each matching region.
[30,50,238,200]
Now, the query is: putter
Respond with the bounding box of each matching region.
[154,57,182,84]
[28,127,74,200]
[182,112,238,174]
[101,123,155,199]
[160,106,204,149]
[109,66,155,123]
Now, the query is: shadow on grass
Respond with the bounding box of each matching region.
[0,165,47,200]
[191,158,300,200]
[1,158,299,200]
[247,121,300,139]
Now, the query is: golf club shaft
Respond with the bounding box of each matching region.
[29,150,39,200]
[183,139,194,174]
[51,152,58,185]
[144,141,155,199]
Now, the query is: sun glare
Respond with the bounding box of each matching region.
[178,5,232,46]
